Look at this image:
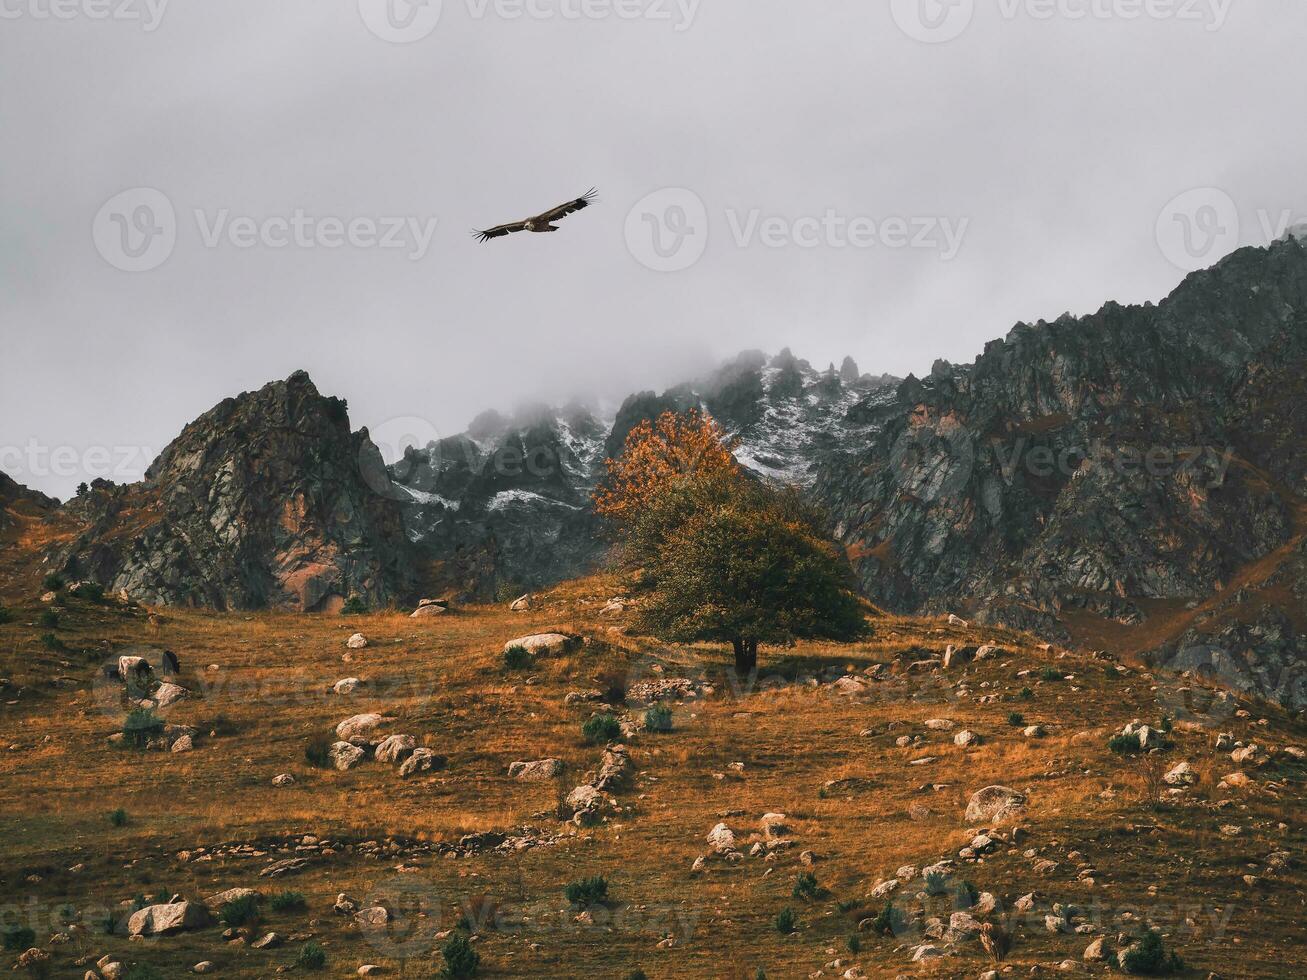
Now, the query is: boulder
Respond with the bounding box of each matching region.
[954,730,981,748]
[150,682,189,709]
[170,734,194,753]
[328,741,366,771]
[707,822,736,854]
[510,594,531,612]
[336,713,387,746]
[594,744,634,791]
[1164,762,1199,786]
[398,747,443,778]
[346,633,368,649]
[374,734,417,764]
[272,773,295,787]
[205,887,260,910]
[333,677,364,695]
[563,784,603,817]
[411,602,448,618]
[503,633,575,657]
[509,759,564,781]
[127,901,210,937]
[964,785,1027,824]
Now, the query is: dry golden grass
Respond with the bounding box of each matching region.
[0,575,1303,978]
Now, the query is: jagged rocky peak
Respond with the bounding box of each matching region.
[55,370,410,612]
[0,471,57,534]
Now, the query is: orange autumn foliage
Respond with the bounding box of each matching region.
[593,409,740,522]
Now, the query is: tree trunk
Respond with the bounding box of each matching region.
[733,637,758,676]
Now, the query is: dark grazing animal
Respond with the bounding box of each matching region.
[162,650,181,675]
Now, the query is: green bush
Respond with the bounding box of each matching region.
[122,709,164,749]
[1120,930,1184,975]
[774,906,797,934]
[625,972,649,980]
[644,706,673,732]
[924,870,949,896]
[582,714,622,744]
[0,605,12,624]
[42,573,64,592]
[1018,686,1034,700]
[39,608,59,628]
[40,632,62,651]
[847,932,861,954]
[792,872,823,900]
[220,894,260,927]
[1108,733,1144,756]
[295,942,326,970]
[305,735,333,769]
[340,596,369,615]
[869,901,900,936]
[78,582,105,603]
[109,808,128,827]
[123,967,165,980]
[1039,666,1062,682]
[502,645,532,671]
[439,932,480,978]
[2,926,36,951]
[1007,711,1025,727]
[564,875,609,907]
[269,890,307,912]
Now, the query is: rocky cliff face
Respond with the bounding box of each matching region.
[814,239,1307,707]
[51,371,411,611]
[384,350,897,599]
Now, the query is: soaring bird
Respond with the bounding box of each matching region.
[474,188,597,243]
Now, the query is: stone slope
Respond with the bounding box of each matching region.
[49,371,411,611]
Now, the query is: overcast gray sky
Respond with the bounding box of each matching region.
[3,0,1304,499]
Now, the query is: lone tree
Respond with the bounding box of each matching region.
[596,411,866,674]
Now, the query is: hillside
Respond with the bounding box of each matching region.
[0,578,1302,978]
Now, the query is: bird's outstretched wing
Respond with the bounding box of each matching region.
[473,221,529,243]
[534,187,598,224]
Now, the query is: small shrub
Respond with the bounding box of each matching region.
[1007,711,1025,727]
[42,573,64,592]
[1105,664,1123,679]
[956,880,979,907]
[122,709,164,749]
[1158,714,1173,734]
[1018,686,1034,700]
[625,972,649,980]
[564,875,609,907]
[2,926,36,951]
[220,894,260,927]
[40,632,62,651]
[39,608,59,629]
[1120,930,1184,975]
[502,645,532,671]
[100,912,118,935]
[305,735,334,768]
[582,713,622,745]
[0,605,12,624]
[123,967,165,980]
[869,901,900,936]
[924,870,949,896]
[1039,666,1062,682]
[644,706,673,732]
[846,932,861,954]
[340,595,369,615]
[774,906,797,934]
[792,872,823,900]
[269,890,306,912]
[295,941,327,970]
[439,932,480,978]
[109,808,128,827]
[1108,733,1144,756]
[78,582,106,603]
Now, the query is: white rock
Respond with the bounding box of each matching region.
[127,901,210,936]
[346,633,368,649]
[964,785,1027,824]
[333,677,364,695]
[509,759,564,781]
[335,713,386,746]
[374,734,417,764]
[328,741,366,771]
[503,633,574,657]
[706,822,736,854]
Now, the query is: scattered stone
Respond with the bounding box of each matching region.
[128,901,210,937]
[335,713,387,746]
[965,785,1027,824]
[707,822,737,854]
[346,633,368,649]
[272,773,295,787]
[1164,762,1199,787]
[374,734,417,765]
[399,748,443,778]
[509,759,564,781]
[510,594,531,612]
[954,730,981,748]
[329,741,366,771]
[503,633,575,657]
[333,677,365,695]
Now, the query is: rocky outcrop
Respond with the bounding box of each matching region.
[51,371,411,611]
[814,239,1307,705]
